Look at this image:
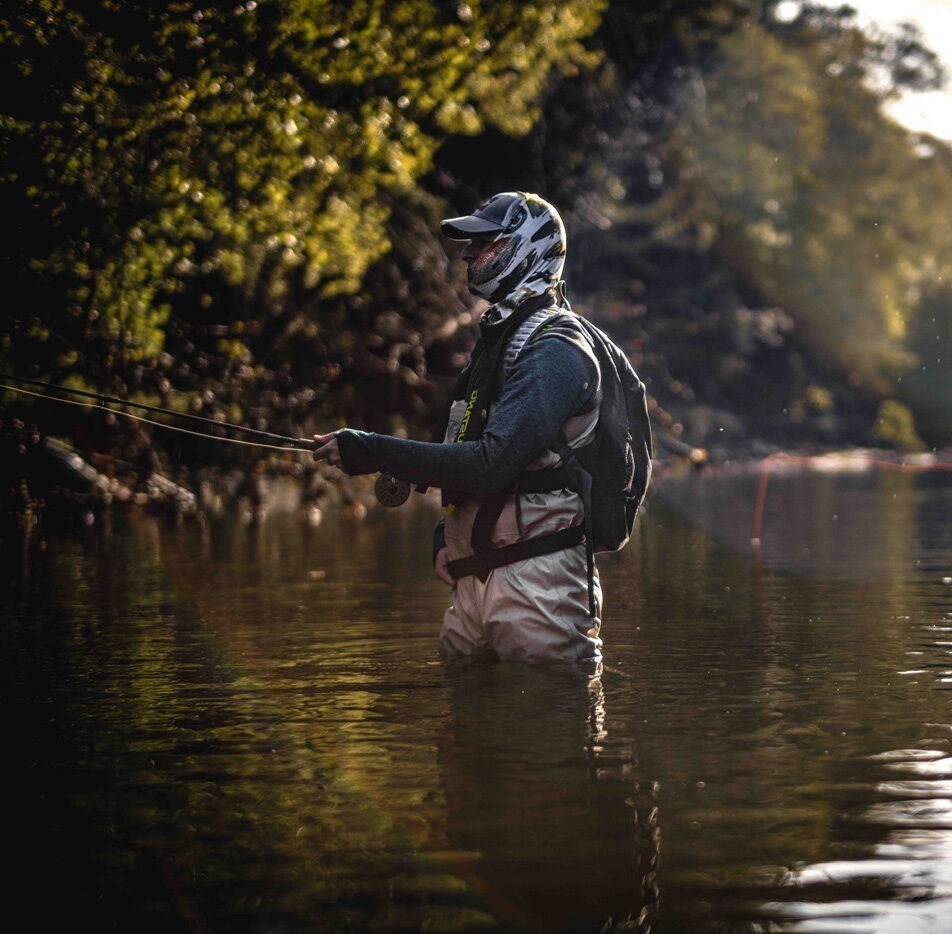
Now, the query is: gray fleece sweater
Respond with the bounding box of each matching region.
[335,318,598,495]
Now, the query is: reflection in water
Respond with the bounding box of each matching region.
[437,663,660,930]
[659,463,952,581]
[2,468,951,931]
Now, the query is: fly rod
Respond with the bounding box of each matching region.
[0,373,411,506]
[0,373,311,449]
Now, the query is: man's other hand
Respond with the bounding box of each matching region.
[434,547,454,586]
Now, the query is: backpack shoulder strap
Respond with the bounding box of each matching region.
[501,305,566,378]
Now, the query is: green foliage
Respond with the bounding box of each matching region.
[1,0,603,382]
[874,399,925,452]
[4,0,950,479]
[666,6,952,400]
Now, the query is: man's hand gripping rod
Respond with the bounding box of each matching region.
[312,430,410,507]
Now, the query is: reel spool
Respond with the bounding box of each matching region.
[374,472,411,508]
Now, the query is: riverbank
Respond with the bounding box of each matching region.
[4,410,948,552]
[0,411,430,545]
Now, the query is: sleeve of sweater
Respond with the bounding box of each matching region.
[335,332,597,495]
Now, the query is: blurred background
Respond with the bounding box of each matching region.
[2,0,950,519]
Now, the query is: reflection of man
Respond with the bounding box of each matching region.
[436,664,661,930]
[313,192,606,663]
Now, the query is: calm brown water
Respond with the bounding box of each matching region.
[3,464,952,932]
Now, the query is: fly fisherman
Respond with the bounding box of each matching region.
[314,192,627,664]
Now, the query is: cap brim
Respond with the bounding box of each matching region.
[440,215,503,240]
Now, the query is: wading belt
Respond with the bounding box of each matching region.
[445,524,585,583]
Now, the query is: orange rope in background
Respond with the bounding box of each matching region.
[751,452,952,549]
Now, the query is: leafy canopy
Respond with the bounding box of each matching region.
[1,0,603,376]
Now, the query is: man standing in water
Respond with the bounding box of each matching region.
[314,191,648,663]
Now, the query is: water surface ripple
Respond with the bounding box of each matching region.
[2,467,951,931]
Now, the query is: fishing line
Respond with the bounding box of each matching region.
[0,375,312,452]
[1,373,307,443]
[1,375,411,502]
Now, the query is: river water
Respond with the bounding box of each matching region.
[3,462,952,932]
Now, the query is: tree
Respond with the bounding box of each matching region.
[1,0,603,390]
[665,3,952,406]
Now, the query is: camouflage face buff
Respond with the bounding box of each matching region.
[441,191,567,303]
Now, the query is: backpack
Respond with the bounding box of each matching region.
[554,317,653,555]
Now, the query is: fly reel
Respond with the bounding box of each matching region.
[374,472,411,508]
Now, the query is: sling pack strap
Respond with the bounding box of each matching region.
[468,466,570,554]
[447,463,584,585]
[446,524,585,582]
[467,465,573,560]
